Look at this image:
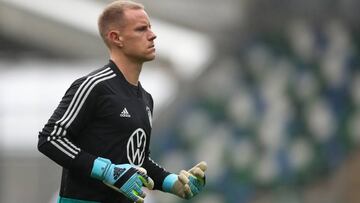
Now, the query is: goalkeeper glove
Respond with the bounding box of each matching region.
[91,157,154,203]
[162,161,207,199]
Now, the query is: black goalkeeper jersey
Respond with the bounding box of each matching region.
[38,60,170,203]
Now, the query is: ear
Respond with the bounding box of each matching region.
[108,31,123,47]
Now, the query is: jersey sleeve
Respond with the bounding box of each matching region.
[38,77,98,176]
[143,156,171,190]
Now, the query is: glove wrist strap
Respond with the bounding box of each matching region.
[162,173,178,193]
[91,157,111,180]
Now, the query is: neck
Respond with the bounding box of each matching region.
[110,51,143,86]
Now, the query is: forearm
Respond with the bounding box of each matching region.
[142,156,171,191]
[38,134,96,175]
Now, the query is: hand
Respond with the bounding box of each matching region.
[164,161,207,199]
[91,158,154,203]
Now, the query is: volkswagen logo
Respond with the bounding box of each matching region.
[127,128,147,166]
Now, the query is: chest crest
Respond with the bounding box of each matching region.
[146,106,152,128]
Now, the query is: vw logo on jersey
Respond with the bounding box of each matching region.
[127,128,147,166]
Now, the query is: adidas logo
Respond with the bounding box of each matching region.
[120,108,131,118]
[113,167,126,179]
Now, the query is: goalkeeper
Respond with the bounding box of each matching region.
[37,0,207,203]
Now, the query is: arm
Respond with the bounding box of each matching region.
[37,77,97,174]
[144,95,207,199]
[38,75,153,202]
[142,156,171,190]
[141,95,171,190]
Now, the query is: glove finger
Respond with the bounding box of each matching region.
[136,167,154,190]
[136,167,149,179]
[182,170,200,185]
[190,161,207,172]
[133,184,146,199]
[135,198,144,203]
[189,167,205,179]
[124,190,143,203]
[135,180,146,197]
[135,177,142,186]
[189,175,204,189]
[146,176,154,190]
[183,184,193,199]
[178,171,190,185]
[136,167,148,175]
[138,174,154,190]
[180,170,192,178]
[132,194,144,203]
[188,176,201,195]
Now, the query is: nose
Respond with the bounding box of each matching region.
[148,29,156,41]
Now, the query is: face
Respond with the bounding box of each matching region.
[117,9,157,62]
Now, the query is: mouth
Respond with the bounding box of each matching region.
[148,45,156,52]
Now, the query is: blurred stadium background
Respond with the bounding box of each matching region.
[1,0,360,202]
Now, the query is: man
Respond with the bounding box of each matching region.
[38,1,207,203]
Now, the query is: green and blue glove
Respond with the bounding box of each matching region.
[91,157,154,203]
[163,161,207,199]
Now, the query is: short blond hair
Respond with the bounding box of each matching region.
[98,0,144,47]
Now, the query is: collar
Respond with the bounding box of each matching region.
[108,60,143,97]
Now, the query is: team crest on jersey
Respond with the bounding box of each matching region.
[127,128,147,166]
[146,106,152,128]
